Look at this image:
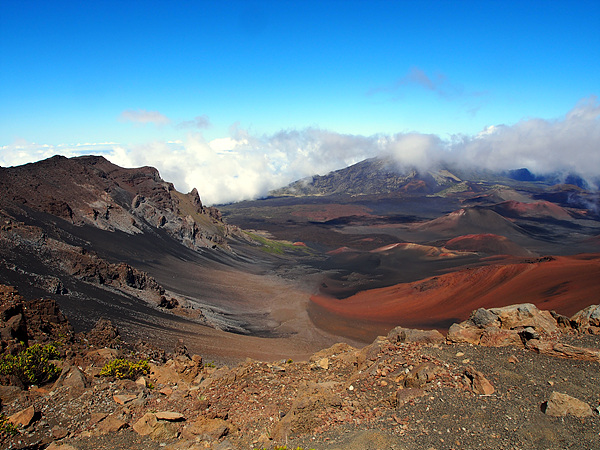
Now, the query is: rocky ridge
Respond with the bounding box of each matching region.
[0,155,237,250]
[0,285,598,450]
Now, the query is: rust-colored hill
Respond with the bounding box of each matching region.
[445,233,533,257]
[310,253,600,339]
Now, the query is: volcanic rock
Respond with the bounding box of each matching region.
[542,391,594,417]
[182,417,231,441]
[464,366,495,395]
[96,414,128,434]
[387,326,444,344]
[403,362,444,388]
[448,303,560,346]
[571,304,600,334]
[8,404,37,427]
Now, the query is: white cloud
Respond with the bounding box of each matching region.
[2,97,599,204]
[119,109,171,125]
[449,96,600,185]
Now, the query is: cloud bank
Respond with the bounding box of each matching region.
[1,97,598,205]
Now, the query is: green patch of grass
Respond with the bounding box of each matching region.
[245,232,312,255]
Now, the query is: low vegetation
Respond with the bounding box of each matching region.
[99,358,150,380]
[0,343,60,386]
[0,414,18,438]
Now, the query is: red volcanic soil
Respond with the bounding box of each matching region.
[310,253,600,339]
[290,203,375,222]
[445,233,533,257]
[495,200,572,220]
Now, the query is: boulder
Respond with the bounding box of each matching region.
[571,305,600,334]
[542,391,593,417]
[182,417,230,441]
[464,367,495,395]
[133,412,158,436]
[86,318,120,348]
[448,303,561,347]
[53,365,88,391]
[479,328,523,347]
[488,303,559,334]
[387,326,445,344]
[526,339,600,362]
[447,323,482,345]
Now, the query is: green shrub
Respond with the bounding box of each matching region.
[99,358,149,380]
[0,343,61,386]
[0,414,18,438]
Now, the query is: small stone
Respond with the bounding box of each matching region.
[46,444,79,450]
[317,357,329,370]
[348,385,354,391]
[133,412,158,436]
[135,376,147,387]
[455,352,465,357]
[52,425,69,439]
[90,412,108,424]
[113,393,137,405]
[155,411,185,421]
[96,415,128,434]
[8,405,37,427]
[159,386,173,396]
[464,367,495,395]
[507,355,518,364]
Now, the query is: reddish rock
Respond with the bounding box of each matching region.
[387,326,445,344]
[479,328,523,347]
[464,367,495,395]
[182,417,230,441]
[8,405,37,427]
[447,323,482,345]
[542,391,593,417]
[113,394,137,405]
[96,415,128,434]
[155,411,185,421]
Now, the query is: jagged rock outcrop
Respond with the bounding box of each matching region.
[447,303,560,347]
[0,155,237,251]
[570,304,600,334]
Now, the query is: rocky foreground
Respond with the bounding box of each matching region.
[1,284,599,450]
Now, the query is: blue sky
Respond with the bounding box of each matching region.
[1,1,599,203]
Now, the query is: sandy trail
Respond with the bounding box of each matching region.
[127,258,365,365]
